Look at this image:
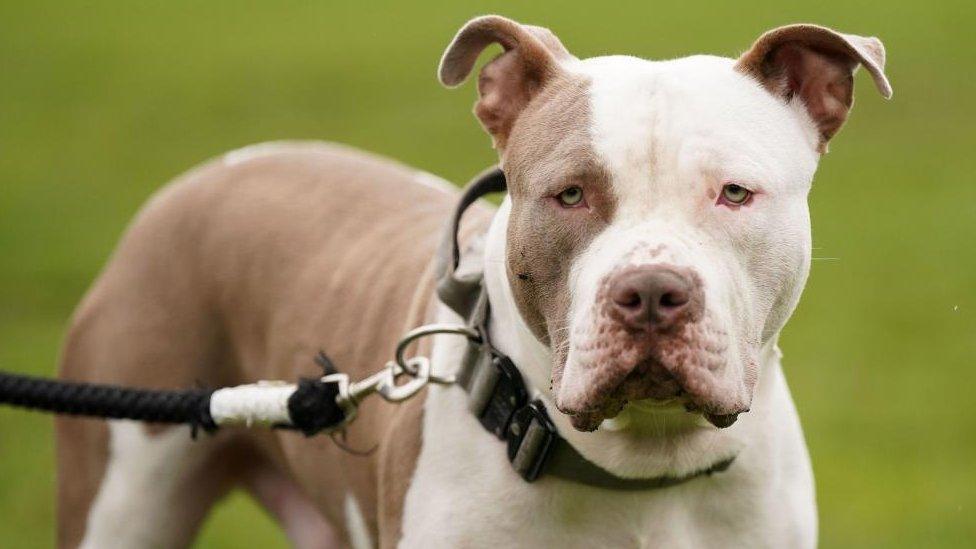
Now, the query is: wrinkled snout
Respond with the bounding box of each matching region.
[557,262,753,432]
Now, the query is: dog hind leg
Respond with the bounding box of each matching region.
[76,422,233,548]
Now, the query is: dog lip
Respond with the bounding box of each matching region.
[559,402,624,432]
[703,412,740,428]
[556,349,752,432]
[560,392,750,432]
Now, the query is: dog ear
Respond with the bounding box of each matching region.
[439,15,575,150]
[735,24,892,151]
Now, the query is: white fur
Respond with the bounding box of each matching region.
[404,54,819,546]
[344,493,373,549]
[81,422,209,548]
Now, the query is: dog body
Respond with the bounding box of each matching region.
[57,142,482,548]
[56,15,890,548]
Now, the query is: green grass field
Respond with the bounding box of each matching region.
[1,1,973,547]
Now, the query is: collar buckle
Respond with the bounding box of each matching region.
[506,400,558,482]
[464,351,528,439]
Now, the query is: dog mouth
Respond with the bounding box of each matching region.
[562,396,743,432]
[556,356,748,432]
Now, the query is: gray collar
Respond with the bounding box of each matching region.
[434,166,734,490]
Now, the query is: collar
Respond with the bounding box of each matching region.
[434,166,734,490]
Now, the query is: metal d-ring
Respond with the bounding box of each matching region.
[394,323,481,385]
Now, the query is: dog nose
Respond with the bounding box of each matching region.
[608,266,701,330]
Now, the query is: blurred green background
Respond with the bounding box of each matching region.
[0,1,973,547]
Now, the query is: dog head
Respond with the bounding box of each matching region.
[440,16,890,433]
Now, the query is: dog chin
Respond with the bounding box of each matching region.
[558,400,745,479]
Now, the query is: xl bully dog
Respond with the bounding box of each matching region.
[56,15,890,548]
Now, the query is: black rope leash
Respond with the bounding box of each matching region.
[0,371,217,430]
[0,333,451,440]
[0,339,447,439]
[0,369,345,437]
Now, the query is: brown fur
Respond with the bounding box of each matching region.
[54,418,108,547]
[734,24,892,149]
[502,73,616,392]
[440,15,618,404]
[439,15,576,151]
[55,142,493,546]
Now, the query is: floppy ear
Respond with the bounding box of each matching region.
[439,15,575,150]
[735,24,892,151]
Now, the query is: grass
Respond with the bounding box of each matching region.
[0,1,973,546]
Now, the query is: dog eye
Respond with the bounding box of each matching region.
[557,186,585,207]
[719,184,752,206]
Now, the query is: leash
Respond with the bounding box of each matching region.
[0,327,463,438]
[0,166,732,490]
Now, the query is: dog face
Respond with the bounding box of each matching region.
[441,17,890,432]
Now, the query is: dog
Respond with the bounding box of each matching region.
[55,14,890,548]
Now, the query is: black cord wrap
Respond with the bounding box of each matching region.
[0,371,218,434]
[286,378,344,436]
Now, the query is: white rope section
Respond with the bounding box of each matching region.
[209,381,297,427]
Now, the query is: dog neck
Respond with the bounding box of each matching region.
[481,196,790,478]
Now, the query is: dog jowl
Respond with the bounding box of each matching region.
[440,16,891,432]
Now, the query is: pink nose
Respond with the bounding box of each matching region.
[608,265,702,331]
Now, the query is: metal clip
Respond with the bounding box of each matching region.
[321,323,481,430]
[394,323,480,384]
[348,357,431,404]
